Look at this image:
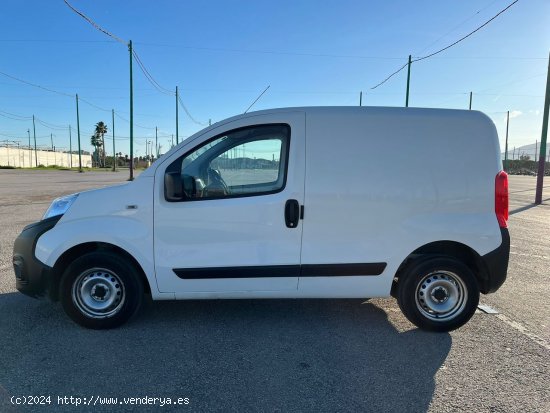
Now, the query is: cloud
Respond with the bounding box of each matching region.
[502,110,522,123]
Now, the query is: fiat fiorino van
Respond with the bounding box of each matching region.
[13,107,509,331]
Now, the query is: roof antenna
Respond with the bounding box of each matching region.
[244,85,270,114]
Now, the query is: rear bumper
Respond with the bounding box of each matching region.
[479,227,510,294]
[13,215,61,299]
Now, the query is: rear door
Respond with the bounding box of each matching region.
[153,112,305,296]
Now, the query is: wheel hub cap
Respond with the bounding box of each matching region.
[431,286,449,303]
[72,268,125,319]
[91,283,109,301]
[415,270,468,321]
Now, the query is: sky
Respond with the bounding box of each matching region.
[0,0,549,159]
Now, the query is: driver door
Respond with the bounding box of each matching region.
[153,112,305,297]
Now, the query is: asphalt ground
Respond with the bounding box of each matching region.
[0,169,548,413]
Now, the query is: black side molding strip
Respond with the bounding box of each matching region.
[174,265,300,279]
[173,263,387,279]
[301,263,386,277]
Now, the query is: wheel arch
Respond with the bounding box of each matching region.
[48,242,151,301]
[391,240,490,297]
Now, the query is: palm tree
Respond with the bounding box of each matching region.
[90,132,102,168]
[94,121,108,167]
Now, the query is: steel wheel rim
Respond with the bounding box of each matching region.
[414,270,468,322]
[72,267,125,319]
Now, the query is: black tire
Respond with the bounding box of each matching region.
[396,256,479,332]
[60,251,144,329]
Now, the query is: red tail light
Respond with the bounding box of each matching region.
[495,171,509,228]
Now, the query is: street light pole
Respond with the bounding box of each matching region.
[32,115,38,167]
[76,94,82,172]
[27,129,31,167]
[69,125,73,168]
[112,109,116,172]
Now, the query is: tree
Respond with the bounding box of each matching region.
[94,121,108,167]
[90,132,103,167]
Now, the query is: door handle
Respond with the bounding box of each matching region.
[285,199,300,228]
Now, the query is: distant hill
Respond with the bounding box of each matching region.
[503,142,549,162]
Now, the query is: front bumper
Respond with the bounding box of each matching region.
[479,227,510,294]
[13,215,61,299]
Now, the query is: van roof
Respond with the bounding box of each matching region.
[221,105,492,126]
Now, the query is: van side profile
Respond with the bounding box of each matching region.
[13,107,509,331]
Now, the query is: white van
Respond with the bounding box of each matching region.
[13,107,509,331]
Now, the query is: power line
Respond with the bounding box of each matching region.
[114,112,157,130]
[415,0,503,55]
[177,94,207,126]
[78,96,111,112]
[415,0,520,62]
[132,49,206,127]
[0,110,32,121]
[63,0,126,44]
[370,0,521,90]
[0,132,50,140]
[131,50,173,95]
[0,69,177,125]
[35,118,71,131]
[0,39,117,44]
[0,69,116,113]
[62,0,201,129]
[134,41,546,61]
[0,70,73,97]
[135,42,409,60]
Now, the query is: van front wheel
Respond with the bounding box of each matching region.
[60,251,143,329]
[396,256,479,332]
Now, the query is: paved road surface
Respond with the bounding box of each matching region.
[0,170,548,412]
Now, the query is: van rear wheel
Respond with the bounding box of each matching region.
[396,256,479,332]
[60,251,143,329]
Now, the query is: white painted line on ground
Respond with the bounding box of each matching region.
[495,313,550,351]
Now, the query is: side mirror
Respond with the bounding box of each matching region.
[164,172,184,201]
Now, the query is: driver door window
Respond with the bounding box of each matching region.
[173,124,289,201]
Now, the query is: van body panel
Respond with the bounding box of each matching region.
[153,112,306,296]
[33,177,172,300]
[299,108,502,296]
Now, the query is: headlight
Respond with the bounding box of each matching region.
[43,193,79,220]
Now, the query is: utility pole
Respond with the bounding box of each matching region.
[359,91,363,107]
[69,125,73,169]
[129,40,134,181]
[405,55,412,107]
[535,51,550,204]
[32,115,37,167]
[76,94,82,172]
[155,126,158,159]
[535,140,538,162]
[176,86,179,145]
[112,109,116,172]
[209,119,211,126]
[504,111,509,171]
[27,129,31,167]
[469,92,473,110]
[51,134,56,165]
[171,134,174,148]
